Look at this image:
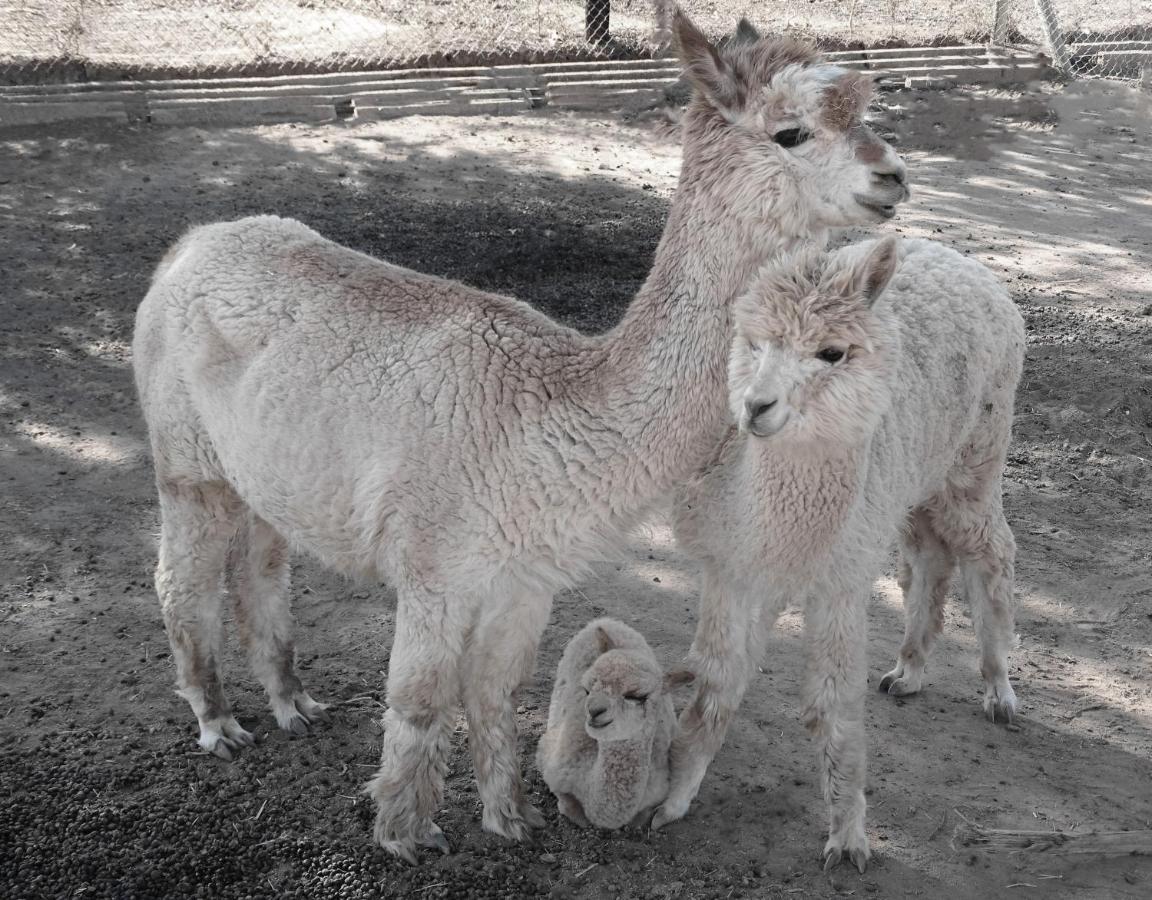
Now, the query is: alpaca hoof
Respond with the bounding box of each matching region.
[885,677,921,698]
[419,823,451,856]
[375,818,446,864]
[650,798,689,831]
[879,666,921,697]
[274,692,331,735]
[983,684,1017,725]
[199,717,256,760]
[519,800,546,831]
[824,827,870,874]
[481,806,537,844]
[823,844,869,874]
[379,839,419,866]
[207,738,235,761]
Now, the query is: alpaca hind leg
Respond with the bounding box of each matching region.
[228,514,328,735]
[803,575,871,873]
[880,508,955,698]
[653,571,775,830]
[155,480,254,760]
[461,589,552,841]
[368,589,467,863]
[946,507,1018,724]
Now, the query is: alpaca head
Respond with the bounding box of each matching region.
[673,10,909,235]
[580,628,694,743]
[729,236,902,446]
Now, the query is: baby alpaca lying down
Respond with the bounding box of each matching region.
[537,618,694,829]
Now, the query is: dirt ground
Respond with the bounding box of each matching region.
[1,76,1150,900]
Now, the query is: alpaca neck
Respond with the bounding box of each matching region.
[591,180,828,501]
[747,440,864,562]
[586,734,653,827]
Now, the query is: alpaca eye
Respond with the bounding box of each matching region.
[816,347,845,364]
[624,693,649,703]
[773,128,811,149]
[582,687,590,695]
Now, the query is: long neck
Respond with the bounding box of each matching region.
[745,439,864,562]
[586,735,652,828]
[584,178,828,501]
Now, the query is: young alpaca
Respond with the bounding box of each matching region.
[653,237,1024,872]
[132,11,908,862]
[537,618,693,830]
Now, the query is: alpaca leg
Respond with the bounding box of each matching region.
[368,590,467,863]
[653,571,775,830]
[557,793,591,828]
[228,513,329,735]
[803,576,871,874]
[461,590,551,841]
[879,508,956,698]
[949,509,1018,724]
[155,480,254,760]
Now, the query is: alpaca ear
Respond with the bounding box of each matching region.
[860,236,900,306]
[824,237,900,307]
[595,626,615,654]
[733,17,761,45]
[673,8,744,118]
[663,668,696,692]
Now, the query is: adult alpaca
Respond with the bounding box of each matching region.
[653,238,1024,871]
[132,10,907,861]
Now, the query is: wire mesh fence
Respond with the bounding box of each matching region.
[0,1,1149,83]
[992,0,1152,81]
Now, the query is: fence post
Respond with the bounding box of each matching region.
[991,0,1012,45]
[1033,0,1074,74]
[586,0,611,45]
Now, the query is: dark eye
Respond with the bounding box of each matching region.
[816,347,845,364]
[582,687,590,695]
[773,127,811,149]
[623,692,649,703]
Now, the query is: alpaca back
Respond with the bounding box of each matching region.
[133,217,631,584]
[869,239,1024,506]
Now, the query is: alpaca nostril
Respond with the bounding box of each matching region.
[587,703,609,720]
[874,170,905,187]
[747,399,777,420]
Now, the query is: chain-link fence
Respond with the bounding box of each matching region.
[1,1,1150,83]
[993,0,1152,81]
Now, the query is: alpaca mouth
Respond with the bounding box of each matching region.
[588,718,613,730]
[854,195,897,219]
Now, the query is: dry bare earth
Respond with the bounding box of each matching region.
[1,79,1150,899]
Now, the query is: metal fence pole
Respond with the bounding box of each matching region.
[991,0,1013,45]
[586,0,611,44]
[1033,0,1074,74]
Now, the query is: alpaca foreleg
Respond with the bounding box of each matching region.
[462,588,552,841]
[653,572,771,830]
[880,507,955,698]
[803,574,871,874]
[155,481,254,760]
[369,590,466,863]
[228,514,329,735]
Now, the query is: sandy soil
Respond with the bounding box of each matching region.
[0,78,1150,899]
